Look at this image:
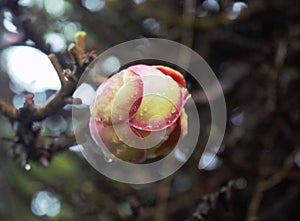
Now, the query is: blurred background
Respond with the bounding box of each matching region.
[0,0,299,220]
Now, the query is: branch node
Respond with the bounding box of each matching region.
[64,69,77,82]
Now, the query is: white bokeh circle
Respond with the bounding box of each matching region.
[72,38,226,184]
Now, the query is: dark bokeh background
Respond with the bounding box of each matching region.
[0,0,299,220]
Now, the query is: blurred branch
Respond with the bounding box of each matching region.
[193,180,236,221]
[246,155,294,221]
[32,35,96,121]
[153,178,172,221]
[135,0,297,31]
[48,54,65,86]
[0,32,96,167]
[0,98,18,120]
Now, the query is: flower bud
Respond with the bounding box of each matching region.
[89,64,190,163]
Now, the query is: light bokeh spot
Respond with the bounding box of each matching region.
[31,191,61,217]
[2,46,61,93]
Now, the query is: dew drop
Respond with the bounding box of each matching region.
[140,112,144,116]
[143,108,147,112]
[171,107,176,114]
[104,156,113,163]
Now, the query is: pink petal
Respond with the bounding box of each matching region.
[90,70,143,126]
[129,66,187,131]
[89,118,146,162]
[154,65,187,88]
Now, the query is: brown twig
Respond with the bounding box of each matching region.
[0,98,18,120]
[192,180,236,221]
[48,53,66,86]
[32,34,96,121]
[0,32,97,167]
[246,155,294,221]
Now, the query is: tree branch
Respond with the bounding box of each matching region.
[32,34,96,121]
[246,155,294,221]
[0,32,98,167]
[48,53,66,86]
[0,98,18,120]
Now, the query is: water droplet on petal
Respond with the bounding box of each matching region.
[171,107,176,114]
[104,156,113,163]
